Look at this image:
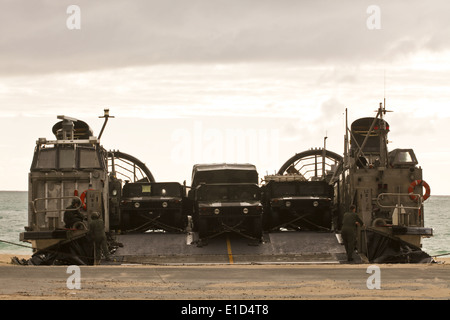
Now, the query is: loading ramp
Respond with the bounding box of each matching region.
[111,231,347,265]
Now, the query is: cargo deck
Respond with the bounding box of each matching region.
[110,231,349,265]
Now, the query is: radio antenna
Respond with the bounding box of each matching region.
[384,70,387,110]
[98,108,114,140]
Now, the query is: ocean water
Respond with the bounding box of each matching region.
[0,191,31,255]
[422,195,450,257]
[0,191,449,257]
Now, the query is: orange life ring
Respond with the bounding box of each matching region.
[408,180,430,202]
[79,189,93,210]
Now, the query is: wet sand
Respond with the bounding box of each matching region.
[0,254,449,301]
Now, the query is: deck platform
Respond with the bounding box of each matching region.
[111,231,348,265]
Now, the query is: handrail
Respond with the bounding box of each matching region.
[32,196,82,214]
[376,192,422,210]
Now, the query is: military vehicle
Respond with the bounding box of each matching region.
[262,148,342,232]
[189,164,263,242]
[262,176,334,231]
[119,181,188,233]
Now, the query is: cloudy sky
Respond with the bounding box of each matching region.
[0,0,449,195]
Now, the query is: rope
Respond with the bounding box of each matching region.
[0,236,161,266]
[0,239,33,249]
[432,252,450,258]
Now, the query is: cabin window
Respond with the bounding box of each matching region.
[79,149,100,168]
[397,151,413,163]
[35,149,57,169]
[59,148,76,169]
[298,184,327,196]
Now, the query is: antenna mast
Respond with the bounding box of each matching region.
[98,108,114,140]
[384,70,386,106]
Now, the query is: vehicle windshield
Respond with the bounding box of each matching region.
[271,183,297,197]
[271,182,328,197]
[197,184,260,202]
[192,169,258,186]
[122,182,181,197]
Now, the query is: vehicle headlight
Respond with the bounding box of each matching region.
[243,208,249,214]
[285,201,291,208]
[162,201,168,208]
[134,202,140,208]
[313,201,319,207]
[214,208,220,215]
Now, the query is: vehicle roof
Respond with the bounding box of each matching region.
[191,163,258,186]
[192,163,257,172]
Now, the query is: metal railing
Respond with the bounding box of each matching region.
[375,192,423,226]
[31,196,82,214]
[375,192,422,210]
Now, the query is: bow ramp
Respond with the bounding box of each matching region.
[111,231,348,265]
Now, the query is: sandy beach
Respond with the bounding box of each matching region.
[0,253,449,301]
[0,254,31,264]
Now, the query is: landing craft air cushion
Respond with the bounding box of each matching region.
[20,110,157,265]
[19,104,433,265]
[331,103,433,262]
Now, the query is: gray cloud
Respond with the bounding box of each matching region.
[1,0,449,75]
